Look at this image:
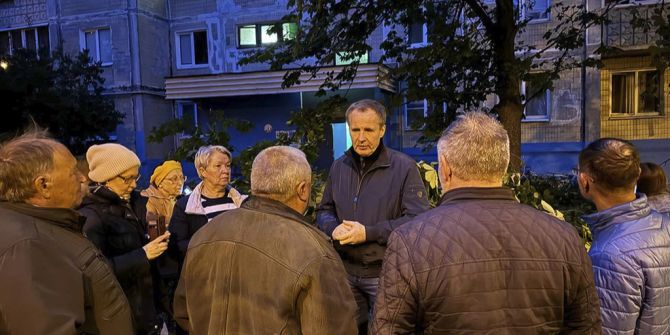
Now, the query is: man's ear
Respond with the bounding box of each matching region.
[33,174,51,199]
[297,180,310,202]
[578,172,590,194]
[379,124,386,138]
[438,155,452,191]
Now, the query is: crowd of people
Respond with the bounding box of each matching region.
[0,99,669,335]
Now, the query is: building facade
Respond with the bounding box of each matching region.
[1,0,668,177]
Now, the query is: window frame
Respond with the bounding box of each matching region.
[407,22,428,48]
[0,25,49,56]
[176,101,199,138]
[609,68,662,117]
[403,99,447,130]
[80,27,112,66]
[175,30,209,69]
[523,0,551,23]
[237,22,298,48]
[521,79,552,122]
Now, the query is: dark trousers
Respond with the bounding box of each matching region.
[347,274,379,334]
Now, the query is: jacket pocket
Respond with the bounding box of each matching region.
[77,247,129,320]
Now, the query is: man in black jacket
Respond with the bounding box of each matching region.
[317,99,430,332]
[0,130,134,334]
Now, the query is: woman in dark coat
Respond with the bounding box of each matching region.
[79,143,170,335]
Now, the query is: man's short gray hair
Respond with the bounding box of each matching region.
[251,146,311,202]
[0,129,58,202]
[437,112,510,183]
[345,99,387,126]
[194,145,232,178]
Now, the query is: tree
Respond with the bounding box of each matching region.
[0,49,123,155]
[242,0,615,170]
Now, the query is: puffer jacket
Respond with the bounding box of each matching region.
[372,187,601,334]
[317,144,430,277]
[0,202,133,334]
[584,194,670,335]
[79,186,157,334]
[173,196,357,334]
[646,192,670,215]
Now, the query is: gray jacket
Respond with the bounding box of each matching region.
[646,192,670,215]
[584,195,670,335]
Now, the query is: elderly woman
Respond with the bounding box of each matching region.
[79,143,169,335]
[135,160,184,238]
[169,145,244,261]
[638,162,670,215]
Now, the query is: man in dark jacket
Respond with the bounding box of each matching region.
[174,146,356,334]
[372,112,601,334]
[317,99,430,331]
[578,139,670,334]
[0,130,134,334]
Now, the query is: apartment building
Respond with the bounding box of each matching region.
[1,0,668,175]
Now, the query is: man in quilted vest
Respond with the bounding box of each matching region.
[578,138,670,335]
[372,112,601,334]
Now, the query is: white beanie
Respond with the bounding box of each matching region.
[87,143,141,183]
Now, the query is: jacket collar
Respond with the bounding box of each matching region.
[185,182,245,215]
[583,194,651,235]
[438,187,517,206]
[87,185,126,205]
[1,202,86,234]
[140,185,172,200]
[241,195,311,225]
[344,143,390,172]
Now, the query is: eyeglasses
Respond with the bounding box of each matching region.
[117,174,141,185]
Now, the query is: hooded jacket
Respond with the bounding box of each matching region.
[584,195,670,335]
[0,202,133,334]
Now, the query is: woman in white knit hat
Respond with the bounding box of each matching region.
[79,143,167,335]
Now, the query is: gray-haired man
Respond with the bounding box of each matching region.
[174,146,356,334]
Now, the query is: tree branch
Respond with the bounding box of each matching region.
[463,0,496,33]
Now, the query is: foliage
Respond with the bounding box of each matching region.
[417,164,594,246]
[241,0,615,170]
[148,109,253,161]
[232,140,277,194]
[629,3,670,70]
[0,49,122,155]
[417,161,441,207]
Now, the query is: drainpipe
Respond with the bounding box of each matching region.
[127,0,146,166]
[580,0,588,146]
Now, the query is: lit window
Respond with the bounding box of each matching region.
[526,0,550,21]
[335,51,369,66]
[176,30,208,68]
[238,22,298,48]
[81,28,112,65]
[611,70,661,116]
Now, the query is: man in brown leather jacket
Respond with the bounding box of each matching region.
[174,146,356,334]
[372,112,601,334]
[0,130,134,334]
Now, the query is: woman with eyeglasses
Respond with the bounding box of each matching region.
[79,143,167,335]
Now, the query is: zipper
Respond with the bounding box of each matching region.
[352,161,390,215]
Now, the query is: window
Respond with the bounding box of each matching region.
[610,70,661,116]
[522,79,552,120]
[176,30,208,68]
[177,102,199,136]
[335,51,369,66]
[237,22,298,48]
[0,26,49,56]
[81,28,112,65]
[525,0,550,21]
[408,22,428,47]
[405,100,428,130]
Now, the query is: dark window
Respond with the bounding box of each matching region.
[611,70,660,115]
[177,30,208,67]
[193,31,208,65]
[408,22,426,45]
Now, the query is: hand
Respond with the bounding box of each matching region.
[143,232,170,260]
[332,223,351,240]
[336,220,366,245]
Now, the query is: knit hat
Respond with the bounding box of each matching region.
[87,143,141,183]
[150,160,183,186]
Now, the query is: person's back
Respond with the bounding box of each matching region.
[374,188,599,334]
[372,112,600,334]
[585,196,670,334]
[174,146,356,335]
